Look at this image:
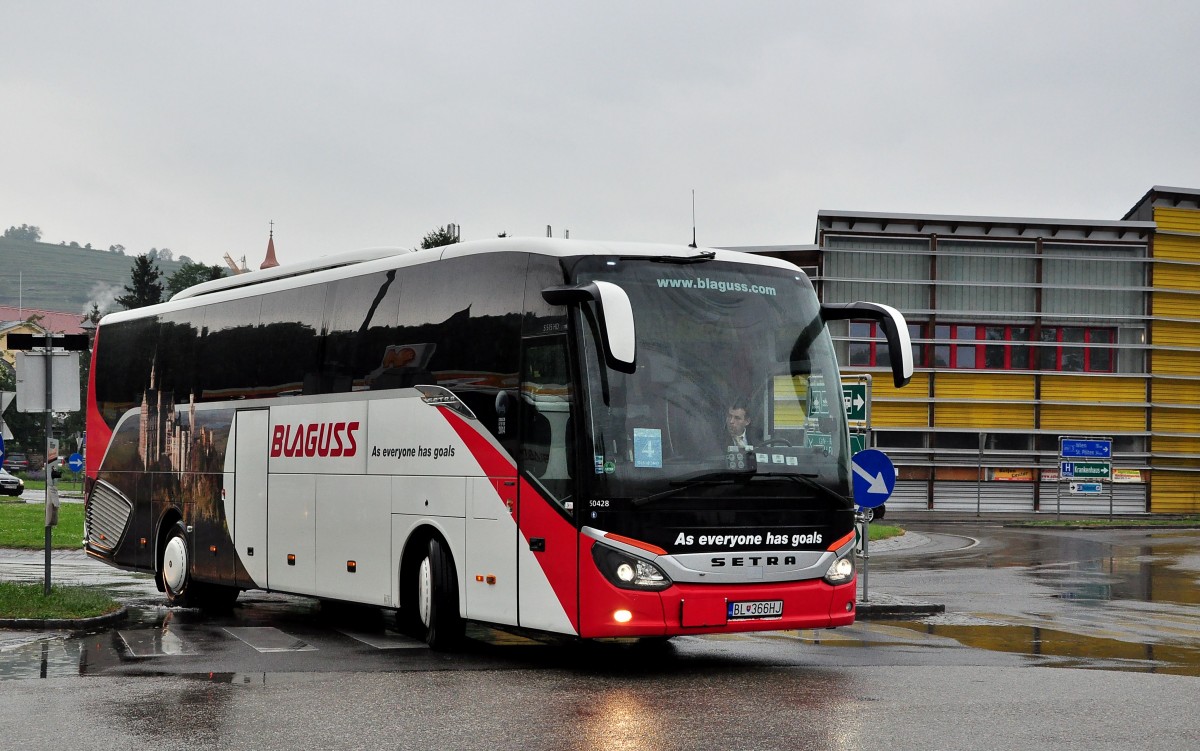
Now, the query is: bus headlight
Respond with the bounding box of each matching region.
[592,544,672,591]
[823,555,855,585]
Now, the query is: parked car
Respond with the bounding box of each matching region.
[3,453,30,473]
[0,468,24,496]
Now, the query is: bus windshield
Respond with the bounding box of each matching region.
[571,256,851,508]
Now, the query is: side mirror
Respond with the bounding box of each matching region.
[543,281,636,373]
[820,302,913,388]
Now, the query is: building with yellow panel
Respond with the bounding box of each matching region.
[1124,187,1200,512]
[736,187,1200,514]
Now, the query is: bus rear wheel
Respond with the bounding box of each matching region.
[160,525,239,610]
[414,537,463,650]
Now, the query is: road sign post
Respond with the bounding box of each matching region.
[9,332,88,596]
[851,448,895,604]
[1057,436,1113,520]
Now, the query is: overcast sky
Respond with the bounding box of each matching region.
[3,1,1198,268]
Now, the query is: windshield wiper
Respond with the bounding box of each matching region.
[756,472,852,505]
[630,471,748,506]
[630,471,852,508]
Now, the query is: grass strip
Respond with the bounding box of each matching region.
[0,502,85,549]
[868,523,903,541]
[0,581,121,620]
[1018,516,1200,528]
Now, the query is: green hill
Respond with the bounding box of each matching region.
[0,238,187,314]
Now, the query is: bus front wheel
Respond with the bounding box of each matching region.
[415,537,463,650]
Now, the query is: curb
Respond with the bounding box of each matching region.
[856,600,945,620]
[0,605,128,630]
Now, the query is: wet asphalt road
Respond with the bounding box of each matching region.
[1,519,1199,750]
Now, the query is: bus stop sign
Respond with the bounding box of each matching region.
[851,448,895,509]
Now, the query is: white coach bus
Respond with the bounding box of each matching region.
[84,237,911,648]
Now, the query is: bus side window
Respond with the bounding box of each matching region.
[521,336,574,506]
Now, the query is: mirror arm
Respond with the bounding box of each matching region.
[543,282,637,374]
[821,302,913,388]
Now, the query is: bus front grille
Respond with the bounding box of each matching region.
[85,481,133,552]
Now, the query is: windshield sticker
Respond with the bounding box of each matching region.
[655,277,778,296]
[633,428,663,468]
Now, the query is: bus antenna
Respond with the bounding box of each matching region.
[689,190,698,248]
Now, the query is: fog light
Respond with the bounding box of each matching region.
[613,609,633,623]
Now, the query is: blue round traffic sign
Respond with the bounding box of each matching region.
[851,448,896,509]
[67,453,84,472]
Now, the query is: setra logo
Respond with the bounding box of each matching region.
[270,422,360,458]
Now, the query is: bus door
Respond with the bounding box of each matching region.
[517,335,580,634]
[231,409,269,589]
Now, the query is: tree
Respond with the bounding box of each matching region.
[167,261,226,297]
[108,244,126,254]
[83,302,102,326]
[116,254,164,309]
[3,224,42,241]
[420,224,460,249]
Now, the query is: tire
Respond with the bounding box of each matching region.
[161,525,194,607]
[415,537,464,650]
[160,524,239,610]
[872,504,886,521]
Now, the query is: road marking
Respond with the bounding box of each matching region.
[337,629,426,649]
[118,629,199,657]
[223,626,317,653]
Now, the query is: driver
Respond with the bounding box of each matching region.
[724,403,752,451]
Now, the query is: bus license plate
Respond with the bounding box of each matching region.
[728,600,783,619]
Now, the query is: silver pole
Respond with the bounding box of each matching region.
[976,432,984,516]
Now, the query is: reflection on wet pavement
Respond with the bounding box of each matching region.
[867,524,1200,676]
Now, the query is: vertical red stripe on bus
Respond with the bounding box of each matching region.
[84,327,112,479]
[437,406,580,631]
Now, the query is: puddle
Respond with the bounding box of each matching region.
[889,620,1200,677]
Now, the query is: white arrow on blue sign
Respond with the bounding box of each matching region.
[67,453,84,472]
[851,448,896,509]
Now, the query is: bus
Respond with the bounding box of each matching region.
[84,238,911,647]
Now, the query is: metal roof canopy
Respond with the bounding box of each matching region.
[817,209,1155,243]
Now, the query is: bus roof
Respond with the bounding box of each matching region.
[103,237,799,326]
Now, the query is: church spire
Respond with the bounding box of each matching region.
[260,220,280,270]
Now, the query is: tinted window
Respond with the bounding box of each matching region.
[199,296,262,400]
[94,317,158,428]
[157,309,204,407]
[322,272,401,393]
[260,285,327,396]
[396,254,526,437]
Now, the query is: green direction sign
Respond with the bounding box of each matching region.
[849,432,867,455]
[1061,461,1111,479]
[843,383,868,423]
[1074,462,1111,479]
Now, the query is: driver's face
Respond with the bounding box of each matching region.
[726,408,749,437]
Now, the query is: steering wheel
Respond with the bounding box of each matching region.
[760,437,793,447]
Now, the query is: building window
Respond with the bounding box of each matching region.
[848,321,921,368]
[1037,326,1115,373]
[931,324,1112,372]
